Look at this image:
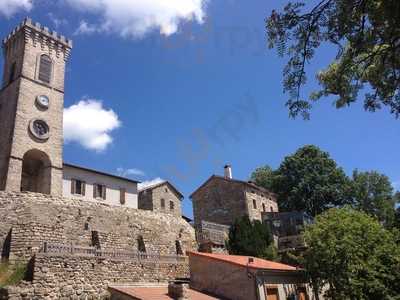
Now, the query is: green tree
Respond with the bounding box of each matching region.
[226,216,277,260]
[350,169,397,227]
[273,145,350,216]
[303,207,400,299]
[250,165,275,190]
[266,1,400,119]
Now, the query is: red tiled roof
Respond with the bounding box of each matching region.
[110,286,220,300]
[188,251,299,271]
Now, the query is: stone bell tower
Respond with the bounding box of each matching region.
[0,18,72,196]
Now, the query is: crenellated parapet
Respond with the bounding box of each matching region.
[2,18,73,61]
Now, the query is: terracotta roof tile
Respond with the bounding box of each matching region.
[188,251,299,271]
[110,286,221,300]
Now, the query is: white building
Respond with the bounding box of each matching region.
[62,163,139,209]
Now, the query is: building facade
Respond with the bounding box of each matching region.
[63,163,139,209]
[188,251,312,300]
[191,165,278,241]
[138,181,183,217]
[0,18,72,196]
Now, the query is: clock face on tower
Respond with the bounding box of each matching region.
[36,95,50,109]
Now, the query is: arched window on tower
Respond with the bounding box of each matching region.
[38,54,52,84]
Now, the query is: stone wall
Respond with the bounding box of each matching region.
[189,252,258,300]
[0,191,196,263]
[1,253,189,300]
[0,191,196,299]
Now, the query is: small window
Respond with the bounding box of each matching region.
[270,206,274,212]
[161,198,165,209]
[253,199,257,209]
[137,235,146,253]
[170,201,175,210]
[175,240,183,255]
[71,179,85,196]
[120,188,126,205]
[262,203,266,212]
[165,188,168,193]
[94,184,106,200]
[38,54,52,83]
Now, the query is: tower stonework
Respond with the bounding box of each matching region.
[0,19,72,195]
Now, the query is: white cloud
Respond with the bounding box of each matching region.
[66,0,208,38]
[74,20,99,35]
[138,178,165,190]
[63,99,121,152]
[48,12,68,28]
[117,168,145,177]
[0,0,32,18]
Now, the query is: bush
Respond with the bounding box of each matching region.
[0,262,27,288]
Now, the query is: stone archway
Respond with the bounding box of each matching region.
[20,149,52,194]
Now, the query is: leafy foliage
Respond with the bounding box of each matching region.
[0,262,27,288]
[250,165,274,190]
[226,216,277,260]
[349,169,397,227]
[266,0,400,119]
[272,145,350,216]
[303,207,400,299]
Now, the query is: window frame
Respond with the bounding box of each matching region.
[36,54,53,85]
[94,183,107,200]
[71,179,85,196]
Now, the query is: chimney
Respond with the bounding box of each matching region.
[224,165,232,179]
[168,282,190,300]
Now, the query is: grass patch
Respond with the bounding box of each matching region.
[0,262,27,288]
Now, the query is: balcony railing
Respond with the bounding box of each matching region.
[39,242,188,264]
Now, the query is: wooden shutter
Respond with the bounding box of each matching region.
[102,186,107,200]
[38,55,52,83]
[82,182,86,196]
[120,188,126,205]
[93,184,97,198]
[71,179,76,194]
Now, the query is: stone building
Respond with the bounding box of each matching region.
[191,165,278,249]
[138,181,183,217]
[0,18,72,196]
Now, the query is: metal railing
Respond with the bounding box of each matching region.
[40,242,188,264]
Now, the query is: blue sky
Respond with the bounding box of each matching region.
[1,0,399,217]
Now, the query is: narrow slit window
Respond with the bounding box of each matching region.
[175,240,183,255]
[253,199,257,209]
[38,54,52,83]
[91,231,101,249]
[170,201,174,210]
[161,198,165,209]
[137,235,146,253]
